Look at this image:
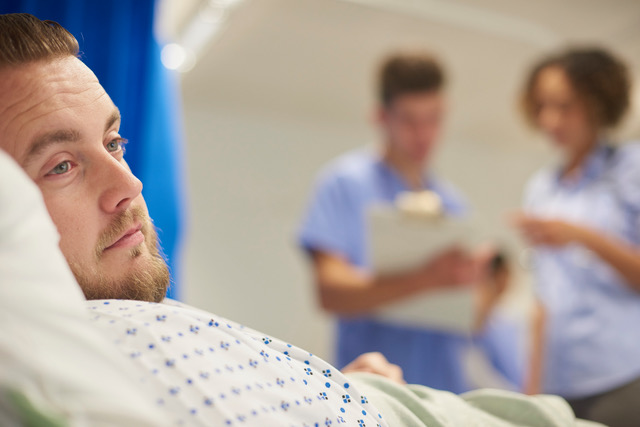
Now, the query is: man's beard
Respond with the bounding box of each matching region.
[69,206,170,303]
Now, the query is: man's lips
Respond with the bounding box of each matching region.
[105,223,144,250]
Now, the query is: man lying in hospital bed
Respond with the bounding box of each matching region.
[0,13,603,427]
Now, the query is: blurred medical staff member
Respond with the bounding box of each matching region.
[299,52,521,392]
[515,47,640,427]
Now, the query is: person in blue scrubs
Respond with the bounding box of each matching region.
[299,51,522,393]
[514,47,640,426]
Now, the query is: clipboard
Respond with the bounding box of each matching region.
[368,205,476,334]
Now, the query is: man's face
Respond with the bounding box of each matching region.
[379,91,446,165]
[0,57,169,302]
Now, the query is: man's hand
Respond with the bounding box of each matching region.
[416,246,490,289]
[341,352,405,384]
[512,213,581,247]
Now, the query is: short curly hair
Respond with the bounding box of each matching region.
[521,47,631,129]
[378,51,445,106]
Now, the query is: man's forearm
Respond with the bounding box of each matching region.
[312,248,479,315]
[318,269,434,315]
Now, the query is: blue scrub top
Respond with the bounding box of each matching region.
[299,149,521,392]
[524,142,640,399]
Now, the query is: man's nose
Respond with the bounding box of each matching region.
[538,107,561,132]
[98,155,143,214]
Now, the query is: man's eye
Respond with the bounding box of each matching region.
[107,138,127,153]
[47,161,72,176]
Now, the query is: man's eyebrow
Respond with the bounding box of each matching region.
[21,109,121,167]
[23,129,81,166]
[105,109,121,133]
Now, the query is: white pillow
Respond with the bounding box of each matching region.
[0,149,169,426]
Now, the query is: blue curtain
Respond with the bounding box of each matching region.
[1,0,186,300]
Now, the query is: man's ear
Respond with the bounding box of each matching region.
[373,104,389,127]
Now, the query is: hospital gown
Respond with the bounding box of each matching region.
[87,299,602,427]
[87,299,386,427]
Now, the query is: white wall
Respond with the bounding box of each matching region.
[182,107,375,357]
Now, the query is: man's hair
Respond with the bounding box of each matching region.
[0,13,78,69]
[521,47,631,128]
[378,51,446,106]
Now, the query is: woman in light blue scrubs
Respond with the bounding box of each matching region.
[515,47,640,426]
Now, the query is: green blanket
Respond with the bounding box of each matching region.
[349,373,607,427]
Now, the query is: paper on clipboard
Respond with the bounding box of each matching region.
[368,206,475,334]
